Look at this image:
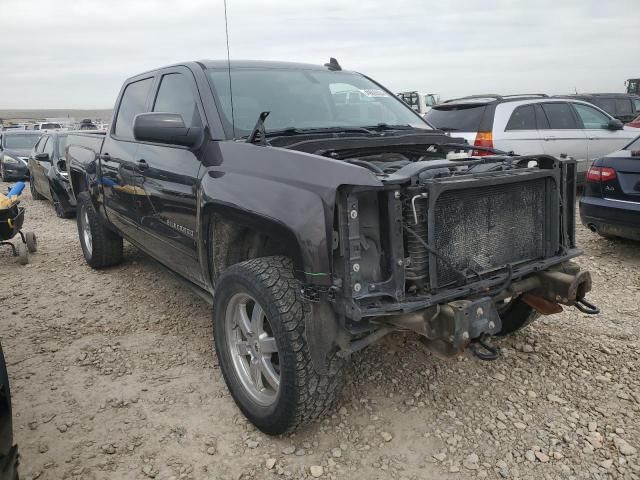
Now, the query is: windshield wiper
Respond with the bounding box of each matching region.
[246,111,271,145]
[437,126,460,132]
[264,126,375,137]
[364,123,416,131]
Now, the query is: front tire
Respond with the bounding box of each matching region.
[16,243,29,265]
[496,297,539,335]
[51,189,72,218]
[76,192,123,268]
[213,256,345,435]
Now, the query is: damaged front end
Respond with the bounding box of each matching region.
[328,148,596,357]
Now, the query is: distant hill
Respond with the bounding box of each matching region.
[0,109,113,122]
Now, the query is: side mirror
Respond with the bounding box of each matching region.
[608,118,624,130]
[133,113,202,147]
[35,153,51,162]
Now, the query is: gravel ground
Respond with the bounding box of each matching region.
[1,180,639,480]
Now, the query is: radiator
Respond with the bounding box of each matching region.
[432,177,549,287]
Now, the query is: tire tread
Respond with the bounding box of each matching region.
[214,256,345,434]
[77,192,123,268]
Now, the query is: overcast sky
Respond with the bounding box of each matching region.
[0,0,638,109]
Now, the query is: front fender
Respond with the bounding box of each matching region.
[198,141,383,286]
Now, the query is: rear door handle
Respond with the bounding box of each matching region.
[136,159,148,171]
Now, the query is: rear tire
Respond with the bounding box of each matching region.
[496,297,539,335]
[29,175,46,200]
[76,192,123,268]
[213,256,345,435]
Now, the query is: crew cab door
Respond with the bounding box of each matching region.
[537,102,589,173]
[101,76,155,242]
[133,68,203,283]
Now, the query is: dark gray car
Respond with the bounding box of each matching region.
[0,131,41,181]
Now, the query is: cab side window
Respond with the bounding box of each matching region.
[34,137,45,153]
[114,77,154,140]
[153,73,202,128]
[572,103,610,129]
[505,105,536,131]
[42,136,54,156]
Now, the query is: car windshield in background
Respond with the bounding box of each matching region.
[625,136,640,151]
[3,134,40,149]
[41,123,61,130]
[206,68,430,136]
[57,135,68,157]
[424,104,486,131]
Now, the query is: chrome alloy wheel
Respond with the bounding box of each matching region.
[224,293,280,406]
[80,206,93,256]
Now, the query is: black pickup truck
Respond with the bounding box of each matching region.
[66,59,596,435]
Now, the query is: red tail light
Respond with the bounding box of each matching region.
[586,166,617,183]
[473,132,493,156]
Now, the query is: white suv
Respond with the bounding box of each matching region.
[424,94,639,182]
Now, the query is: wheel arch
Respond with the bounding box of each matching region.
[201,203,307,286]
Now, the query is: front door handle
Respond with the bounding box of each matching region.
[136,159,148,171]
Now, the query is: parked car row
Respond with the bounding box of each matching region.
[0,129,80,218]
[423,94,638,182]
[1,119,108,133]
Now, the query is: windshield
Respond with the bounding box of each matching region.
[3,134,40,150]
[57,135,68,157]
[206,68,430,137]
[425,104,487,131]
[625,135,640,151]
[41,123,61,130]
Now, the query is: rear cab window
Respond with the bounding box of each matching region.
[425,103,488,132]
[114,77,154,139]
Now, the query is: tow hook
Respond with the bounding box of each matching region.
[574,297,600,315]
[470,335,500,361]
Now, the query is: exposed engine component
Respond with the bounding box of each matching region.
[358,152,411,174]
[403,195,429,285]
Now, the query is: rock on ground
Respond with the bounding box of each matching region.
[1,180,639,480]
